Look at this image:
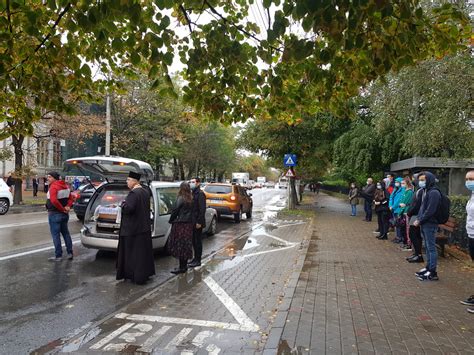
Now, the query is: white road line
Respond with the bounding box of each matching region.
[0,239,81,261]
[204,277,259,332]
[138,325,171,353]
[206,344,221,355]
[115,313,252,332]
[192,330,213,348]
[243,244,296,258]
[260,231,295,246]
[90,322,135,350]
[0,220,48,229]
[165,328,192,350]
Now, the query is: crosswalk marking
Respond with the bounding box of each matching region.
[165,327,193,350]
[138,325,171,352]
[90,322,135,350]
[206,344,221,355]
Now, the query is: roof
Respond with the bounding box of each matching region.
[390,157,474,171]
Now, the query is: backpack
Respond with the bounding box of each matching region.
[434,188,450,224]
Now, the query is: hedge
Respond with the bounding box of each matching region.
[449,195,470,250]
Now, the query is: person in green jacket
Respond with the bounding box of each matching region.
[398,177,414,249]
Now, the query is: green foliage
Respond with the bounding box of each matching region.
[233,154,270,181]
[450,195,469,222]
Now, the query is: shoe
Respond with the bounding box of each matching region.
[460,295,474,306]
[467,308,474,314]
[406,254,416,261]
[67,253,73,260]
[377,234,388,240]
[400,245,413,251]
[48,256,62,262]
[188,260,201,268]
[415,267,428,277]
[408,255,424,263]
[373,230,380,234]
[170,268,187,275]
[418,270,439,281]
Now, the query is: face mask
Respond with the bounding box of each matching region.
[466,181,474,191]
[418,181,426,188]
[189,183,196,190]
[376,184,382,189]
[395,182,400,187]
[401,184,407,188]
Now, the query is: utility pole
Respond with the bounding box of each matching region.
[105,93,111,156]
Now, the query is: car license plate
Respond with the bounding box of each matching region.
[209,199,223,204]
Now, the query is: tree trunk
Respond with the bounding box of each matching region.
[12,134,25,205]
[178,160,185,181]
[288,177,297,210]
[172,157,179,181]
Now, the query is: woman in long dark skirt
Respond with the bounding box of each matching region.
[167,182,194,274]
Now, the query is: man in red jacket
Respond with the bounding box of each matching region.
[46,171,74,261]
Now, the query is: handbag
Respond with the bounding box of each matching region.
[396,215,407,227]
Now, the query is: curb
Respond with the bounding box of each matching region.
[262,213,315,353]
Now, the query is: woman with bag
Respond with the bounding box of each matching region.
[397,177,414,250]
[373,181,390,240]
[348,183,359,216]
[167,182,194,274]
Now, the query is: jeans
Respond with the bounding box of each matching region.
[364,200,372,221]
[351,204,357,216]
[48,212,73,258]
[421,223,438,272]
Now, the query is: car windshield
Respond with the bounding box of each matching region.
[205,185,232,194]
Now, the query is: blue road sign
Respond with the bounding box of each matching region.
[284,154,297,167]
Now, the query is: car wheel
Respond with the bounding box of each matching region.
[207,216,217,236]
[234,209,242,223]
[246,208,252,219]
[0,198,10,215]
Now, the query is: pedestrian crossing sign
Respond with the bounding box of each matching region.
[285,168,295,177]
[284,154,297,167]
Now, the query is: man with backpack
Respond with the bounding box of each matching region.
[414,171,448,281]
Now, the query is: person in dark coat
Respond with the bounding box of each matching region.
[32,175,39,197]
[360,177,376,222]
[188,177,206,268]
[167,182,194,274]
[373,181,390,240]
[116,171,155,285]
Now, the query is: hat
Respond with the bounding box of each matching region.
[128,171,141,180]
[48,171,60,180]
[395,177,404,183]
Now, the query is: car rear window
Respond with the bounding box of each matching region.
[205,185,232,194]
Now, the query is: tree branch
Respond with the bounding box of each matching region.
[6,0,13,33]
[179,4,193,33]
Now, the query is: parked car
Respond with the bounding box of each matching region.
[0,179,13,215]
[264,181,275,188]
[72,182,104,221]
[63,156,218,252]
[204,183,253,223]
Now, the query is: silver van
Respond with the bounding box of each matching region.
[63,156,218,251]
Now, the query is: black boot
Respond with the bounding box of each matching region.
[377,234,388,240]
[408,255,424,263]
[171,259,188,274]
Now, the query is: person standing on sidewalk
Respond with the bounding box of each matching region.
[460,170,474,313]
[389,177,405,243]
[32,175,39,197]
[348,183,359,216]
[188,177,206,268]
[398,177,414,249]
[406,175,424,263]
[414,171,441,281]
[360,177,376,222]
[116,171,155,284]
[374,180,389,239]
[167,182,194,274]
[46,171,74,262]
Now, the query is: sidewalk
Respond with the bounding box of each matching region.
[272,193,474,354]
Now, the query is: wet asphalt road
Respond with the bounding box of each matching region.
[0,188,286,354]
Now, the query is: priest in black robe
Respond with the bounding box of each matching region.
[116,171,155,284]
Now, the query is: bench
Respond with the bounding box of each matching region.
[436,217,457,257]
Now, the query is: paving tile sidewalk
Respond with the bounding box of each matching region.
[272,193,474,354]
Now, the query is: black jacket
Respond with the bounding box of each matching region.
[418,171,441,225]
[360,183,376,201]
[119,186,152,237]
[169,196,193,224]
[192,187,206,228]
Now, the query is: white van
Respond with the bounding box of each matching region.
[63,156,218,251]
[0,179,13,215]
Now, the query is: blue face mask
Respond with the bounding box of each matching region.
[418,181,426,189]
[466,181,474,191]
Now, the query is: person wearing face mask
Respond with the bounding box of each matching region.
[348,182,359,216]
[397,177,414,249]
[406,173,424,263]
[373,181,390,239]
[188,177,207,268]
[460,170,474,313]
[414,171,441,281]
[360,178,376,222]
[389,177,405,243]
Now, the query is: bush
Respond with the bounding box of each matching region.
[449,195,470,250]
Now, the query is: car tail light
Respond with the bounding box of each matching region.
[230,195,237,201]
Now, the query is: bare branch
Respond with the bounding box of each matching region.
[179,5,193,34]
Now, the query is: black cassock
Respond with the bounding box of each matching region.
[116,186,155,284]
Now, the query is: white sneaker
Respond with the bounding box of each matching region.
[48,256,62,262]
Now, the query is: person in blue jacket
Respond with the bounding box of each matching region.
[414,171,441,281]
[389,177,404,243]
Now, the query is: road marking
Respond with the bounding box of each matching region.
[0,219,48,229]
[181,331,217,355]
[0,239,81,261]
[206,344,221,355]
[138,325,171,353]
[243,244,296,258]
[90,322,135,350]
[165,327,192,350]
[204,277,259,332]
